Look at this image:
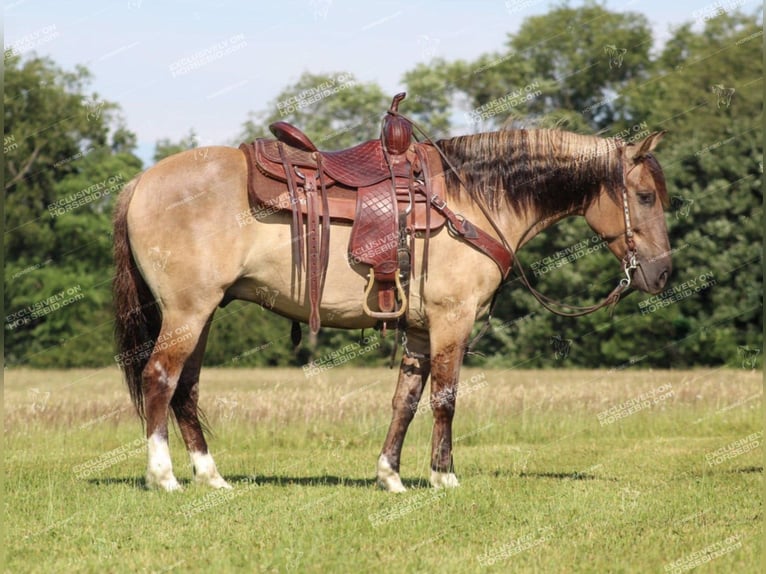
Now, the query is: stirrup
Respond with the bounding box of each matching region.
[362,268,408,319]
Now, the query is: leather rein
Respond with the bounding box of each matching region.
[398,112,639,318]
[506,184,638,318]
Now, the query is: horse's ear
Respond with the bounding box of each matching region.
[625,131,666,162]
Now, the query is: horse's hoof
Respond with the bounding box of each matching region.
[430,470,460,489]
[191,452,231,489]
[146,475,183,492]
[376,454,407,493]
[377,477,407,493]
[196,474,232,489]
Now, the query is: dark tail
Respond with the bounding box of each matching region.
[112,175,161,422]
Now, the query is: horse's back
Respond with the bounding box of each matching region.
[132,146,248,211]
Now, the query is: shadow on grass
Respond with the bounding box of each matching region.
[521,471,602,480]
[226,474,431,489]
[87,476,149,489]
[87,475,432,490]
[729,466,763,474]
[493,470,618,481]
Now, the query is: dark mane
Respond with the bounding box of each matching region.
[436,129,625,217]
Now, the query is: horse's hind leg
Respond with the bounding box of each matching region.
[377,330,430,493]
[143,313,208,491]
[170,316,231,489]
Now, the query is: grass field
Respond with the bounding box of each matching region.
[4,366,762,573]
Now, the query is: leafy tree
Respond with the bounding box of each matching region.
[449,1,653,132]
[400,59,454,137]
[4,54,142,366]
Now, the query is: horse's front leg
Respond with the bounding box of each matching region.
[377,330,430,492]
[428,322,471,489]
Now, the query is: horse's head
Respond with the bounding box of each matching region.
[584,132,672,294]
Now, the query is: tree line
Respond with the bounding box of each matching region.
[4,5,762,369]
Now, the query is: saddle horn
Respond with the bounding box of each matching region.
[383,92,411,155]
[389,92,406,113]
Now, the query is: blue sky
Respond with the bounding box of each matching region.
[5,0,757,165]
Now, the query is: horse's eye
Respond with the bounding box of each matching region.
[637,192,655,206]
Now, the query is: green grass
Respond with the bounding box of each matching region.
[4,367,762,573]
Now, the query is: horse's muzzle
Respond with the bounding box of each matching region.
[633,258,671,294]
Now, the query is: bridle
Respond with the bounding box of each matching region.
[616,172,640,290]
[594,159,643,290]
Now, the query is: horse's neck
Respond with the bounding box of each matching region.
[451,191,584,255]
[510,208,580,251]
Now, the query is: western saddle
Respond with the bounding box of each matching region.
[239,93,511,335]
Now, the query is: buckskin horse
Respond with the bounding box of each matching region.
[113,95,671,492]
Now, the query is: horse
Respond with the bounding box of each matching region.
[112,127,672,492]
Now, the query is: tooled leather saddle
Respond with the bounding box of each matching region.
[239,93,511,335]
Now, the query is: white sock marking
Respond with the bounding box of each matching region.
[191,451,231,489]
[146,432,181,491]
[377,454,407,493]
